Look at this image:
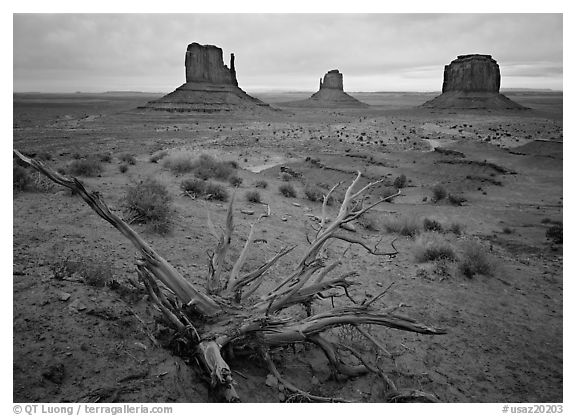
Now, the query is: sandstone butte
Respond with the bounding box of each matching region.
[142,43,270,112]
[423,54,526,110]
[283,69,368,108]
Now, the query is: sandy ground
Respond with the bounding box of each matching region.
[13,91,562,403]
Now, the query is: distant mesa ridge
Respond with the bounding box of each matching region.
[423,54,526,110]
[283,69,368,108]
[141,42,269,112]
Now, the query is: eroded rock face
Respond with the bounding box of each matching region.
[320,69,344,90]
[422,54,526,110]
[442,54,500,93]
[185,43,238,86]
[141,42,269,112]
[283,69,367,108]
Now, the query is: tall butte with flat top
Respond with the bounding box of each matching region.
[423,54,525,110]
[142,42,269,112]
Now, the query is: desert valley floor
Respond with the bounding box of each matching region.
[12,90,563,403]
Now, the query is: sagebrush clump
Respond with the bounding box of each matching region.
[124,178,172,234]
[68,158,103,177]
[383,215,421,237]
[254,180,268,189]
[13,164,32,192]
[458,240,494,278]
[119,153,136,165]
[52,255,113,287]
[246,190,261,203]
[229,175,243,187]
[163,154,195,175]
[192,154,235,180]
[149,150,169,163]
[181,178,206,197]
[393,174,407,189]
[546,224,562,244]
[423,218,443,232]
[412,232,457,263]
[279,183,297,198]
[204,182,229,201]
[431,184,447,202]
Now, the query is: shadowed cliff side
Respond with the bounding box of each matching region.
[423,55,527,110]
[141,43,271,113]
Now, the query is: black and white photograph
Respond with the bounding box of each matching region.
[11,9,564,410]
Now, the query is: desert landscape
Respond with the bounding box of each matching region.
[13,84,563,403]
[13,14,563,405]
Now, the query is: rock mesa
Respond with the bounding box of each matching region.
[423,54,525,110]
[284,69,367,108]
[142,43,269,112]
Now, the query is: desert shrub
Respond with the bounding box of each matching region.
[381,186,398,202]
[254,180,268,189]
[229,175,243,187]
[433,258,451,276]
[304,184,325,203]
[279,183,297,198]
[448,222,463,236]
[357,213,380,231]
[169,154,235,180]
[124,178,172,234]
[14,164,32,192]
[119,163,129,173]
[204,182,229,201]
[393,174,407,189]
[119,153,136,165]
[181,178,206,197]
[431,184,447,202]
[52,255,113,287]
[149,150,169,163]
[448,193,466,206]
[246,190,261,203]
[30,171,56,193]
[68,158,103,177]
[280,172,292,182]
[546,224,563,244]
[413,232,457,263]
[458,240,494,278]
[195,154,235,180]
[163,153,195,175]
[98,152,113,163]
[382,215,421,237]
[423,218,444,232]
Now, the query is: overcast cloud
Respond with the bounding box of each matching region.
[13,13,563,92]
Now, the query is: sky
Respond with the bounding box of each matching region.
[12,13,563,93]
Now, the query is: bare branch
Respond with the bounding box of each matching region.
[196,341,240,402]
[262,348,349,403]
[207,196,235,294]
[353,325,392,358]
[318,181,342,236]
[329,233,398,257]
[231,245,296,295]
